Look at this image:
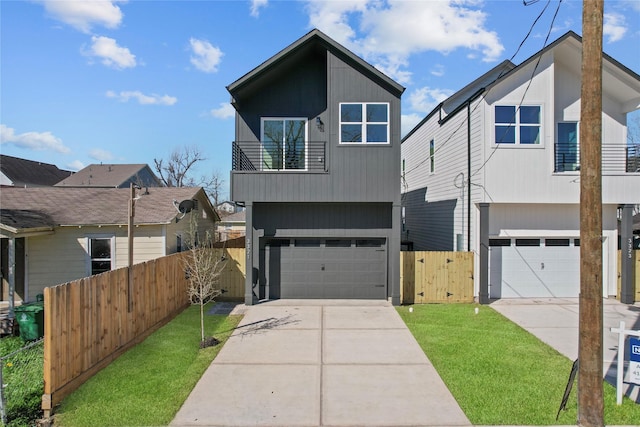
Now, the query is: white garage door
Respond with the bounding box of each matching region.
[489,238,581,298]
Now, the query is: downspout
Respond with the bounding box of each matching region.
[467,102,471,252]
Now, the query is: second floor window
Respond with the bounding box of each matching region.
[261,118,307,170]
[495,105,541,145]
[340,103,389,144]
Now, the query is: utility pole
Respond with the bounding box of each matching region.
[128,183,135,312]
[579,0,604,425]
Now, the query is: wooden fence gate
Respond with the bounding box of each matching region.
[401,251,474,304]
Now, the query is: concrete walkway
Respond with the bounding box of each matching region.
[490,297,640,403]
[171,300,471,427]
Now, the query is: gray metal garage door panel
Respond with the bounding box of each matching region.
[278,241,386,299]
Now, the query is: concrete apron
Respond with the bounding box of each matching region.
[490,298,640,403]
[171,300,471,427]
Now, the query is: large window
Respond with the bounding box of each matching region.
[555,122,579,172]
[340,103,389,144]
[261,118,307,170]
[88,236,113,275]
[495,105,541,145]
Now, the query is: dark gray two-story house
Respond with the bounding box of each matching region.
[228,29,404,305]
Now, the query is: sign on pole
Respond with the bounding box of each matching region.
[630,337,640,386]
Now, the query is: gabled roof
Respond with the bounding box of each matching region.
[227,29,405,102]
[402,30,640,142]
[0,187,218,235]
[0,154,72,187]
[55,164,161,188]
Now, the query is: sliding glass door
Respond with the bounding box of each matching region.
[261,118,307,170]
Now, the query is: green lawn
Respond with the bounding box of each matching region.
[398,304,640,425]
[54,304,242,427]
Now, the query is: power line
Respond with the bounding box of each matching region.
[403,0,560,180]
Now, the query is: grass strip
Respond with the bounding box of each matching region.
[54,303,242,427]
[398,304,640,425]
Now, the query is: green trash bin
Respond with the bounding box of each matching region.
[14,302,44,341]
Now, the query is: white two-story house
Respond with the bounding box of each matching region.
[401,31,640,301]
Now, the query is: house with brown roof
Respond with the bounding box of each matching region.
[0,154,72,187]
[0,186,219,303]
[55,163,161,188]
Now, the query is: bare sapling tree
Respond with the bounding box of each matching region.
[154,145,226,206]
[182,217,227,348]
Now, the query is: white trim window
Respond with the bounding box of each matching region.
[555,122,579,172]
[87,235,114,275]
[340,102,389,144]
[494,105,541,145]
[261,118,308,171]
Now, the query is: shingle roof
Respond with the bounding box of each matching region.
[0,154,72,187]
[55,164,160,188]
[0,186,213,228]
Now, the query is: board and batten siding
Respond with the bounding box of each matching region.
[232,50,401,205]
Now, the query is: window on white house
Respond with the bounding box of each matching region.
[555,122,579,172]
[89,237,113,275]
[340,103,389,144]
[429,139,435,172]
[495,105,541,145]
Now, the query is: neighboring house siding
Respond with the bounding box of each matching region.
[113,226,166,269]
[402,97,484,250]
[26,228,90,298]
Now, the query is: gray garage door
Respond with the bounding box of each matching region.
[266,238,387,299]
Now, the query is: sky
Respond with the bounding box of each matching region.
[1,0,639,200]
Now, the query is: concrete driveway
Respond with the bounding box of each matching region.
[171,300,471,427]
[490,297,640,403]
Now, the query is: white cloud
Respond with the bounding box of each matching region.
[189,38,223,73]
[89,148,114,161]
[431,64,445,77]
[408,87,453,113]
[209,103,235,119]
[106,90,177,105]
[401,113,423,138]
[603,13,627,43]
[250,0,268,17]
[37,0,125,33]
[0,124,71,154]
[67,160,85,171]
[304,0,503,84]
[86,36,136,69]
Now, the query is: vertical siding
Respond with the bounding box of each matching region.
[232,49,401,204]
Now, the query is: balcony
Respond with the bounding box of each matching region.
[554,143,640,173]
[232,141,327,172]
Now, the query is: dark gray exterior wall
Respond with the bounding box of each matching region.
[402,187,458,251]
[231,50,401,204]
[231,35,402,305]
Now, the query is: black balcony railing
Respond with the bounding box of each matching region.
[232,141,327,172]
[554,143,640,173]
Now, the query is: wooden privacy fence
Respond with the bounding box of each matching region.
[617,250,640,302]
[401,251,474,304]
[42,248,246,416]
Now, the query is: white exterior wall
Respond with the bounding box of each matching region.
[482,50,639,204]
[472,203,619,296]
[401,97,484,250]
